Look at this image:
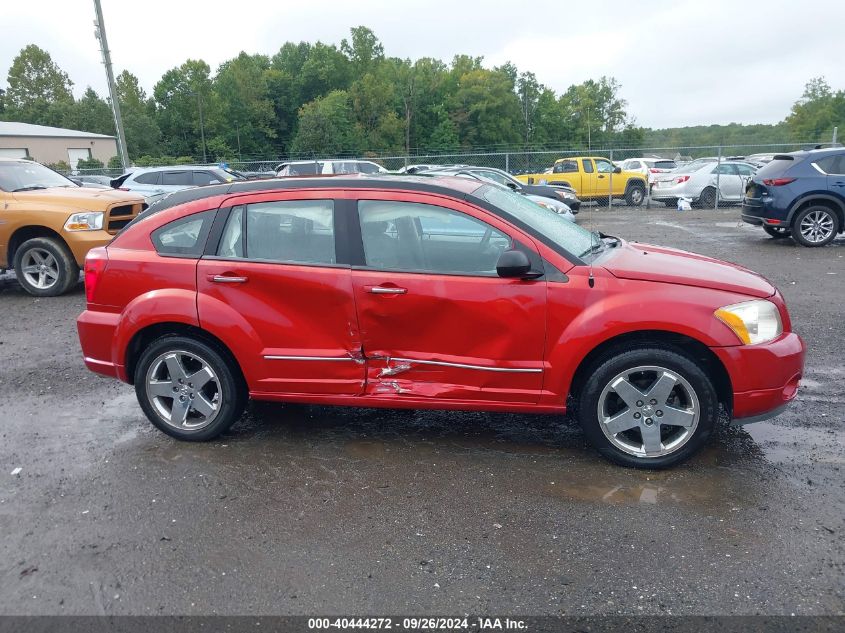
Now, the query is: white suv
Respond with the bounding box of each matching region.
[275,160,387,177]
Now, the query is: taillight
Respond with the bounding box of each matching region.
[649,168,660,173]
[84,247,108,303]
[675,175,690,184]
[762,177,796,186]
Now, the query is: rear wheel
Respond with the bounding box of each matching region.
[791,205,838,247]
[13,237,79,296]
[625,183,646,206]
[134,335,247,441]
[698,187,717,209]
[575,346,718,468]
[763,225,791,239]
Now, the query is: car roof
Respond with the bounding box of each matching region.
[140,174,485,217]
[131,165,225,173]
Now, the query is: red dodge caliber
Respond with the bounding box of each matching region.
[77,176,805,468]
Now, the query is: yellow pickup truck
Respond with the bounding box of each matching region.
[517,156,648,206]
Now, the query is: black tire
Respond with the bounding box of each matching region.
[134,335,247,441]
[13,237,79,297]
[575,345,719,469]
[791,205,839,247]
[625,183,646,206]
[763,225,791,239]
[698,187,717,209]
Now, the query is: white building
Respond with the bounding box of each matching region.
[0,121,118,168]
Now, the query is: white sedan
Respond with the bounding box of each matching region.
[651,160,757,207]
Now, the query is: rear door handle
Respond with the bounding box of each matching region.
[209,275,248,283]
[366,286,407,295]
[833,181,845,187]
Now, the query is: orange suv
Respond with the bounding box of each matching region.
[0,158,145,296]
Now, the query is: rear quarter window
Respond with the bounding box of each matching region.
[151,210,216,258]
[755,156,797,178]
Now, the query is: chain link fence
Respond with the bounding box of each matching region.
[61,141,826,178]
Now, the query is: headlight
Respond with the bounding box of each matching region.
[64,212,104,231]
[714,300,782,345]
[556,190,575,201]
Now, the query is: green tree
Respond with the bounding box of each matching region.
[60,87,114,134]
[4,44,73,124]
[341,26,385,77]
[786,77,844,141]
[115,70,162,158]
[448,66,521,148]
[290,90,361,156]
[153,59,216,159]
[561,77,628,148]
[516,71,542,145]
[214,52,277,158]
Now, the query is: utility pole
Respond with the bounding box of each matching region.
[93,0,130,170]
[197,93,207,163]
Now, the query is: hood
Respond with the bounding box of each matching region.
[602,242,775,298]
[13,186,144,210]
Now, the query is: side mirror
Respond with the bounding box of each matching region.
[506,181,518,190]
[613,166,622,174]
[526,177,534,184]
[496,249,539,279]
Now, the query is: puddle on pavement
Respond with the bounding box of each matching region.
[744,421,845,465]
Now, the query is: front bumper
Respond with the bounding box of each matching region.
[712,332,805,424]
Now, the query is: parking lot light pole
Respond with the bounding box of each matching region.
[93,0,130,170]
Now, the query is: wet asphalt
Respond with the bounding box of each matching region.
[0,203,843,616]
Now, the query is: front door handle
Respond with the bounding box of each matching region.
[209,274,248,283]
[366,286,407,295]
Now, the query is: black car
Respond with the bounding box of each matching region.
[421,165,580,212]
[742,147,845,247]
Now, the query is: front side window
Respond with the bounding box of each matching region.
[217,200,335,265]
[476,170,510,186]
[595,159,614,173]
[152,210,215,257]
[193,171,221,186]
[359,201,511,276]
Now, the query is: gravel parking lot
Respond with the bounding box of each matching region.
[0,204,843,616]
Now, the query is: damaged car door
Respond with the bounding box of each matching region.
[351,194,547,403]
[197,194,365,396]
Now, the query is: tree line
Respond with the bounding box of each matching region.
[0,27,842,168]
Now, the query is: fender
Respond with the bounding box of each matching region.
[542,279,745,403]
[111,288,200,371]
[196,293,266,386]
[786,192,845,224]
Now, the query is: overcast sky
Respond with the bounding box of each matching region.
[2,0,844,129]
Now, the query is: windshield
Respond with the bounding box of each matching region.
[478,184,595,260]
[673,158,716,173]
[0,161,77,192]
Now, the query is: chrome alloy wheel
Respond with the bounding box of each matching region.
[799,209,835,244]
[597,365,700,458]
[144,350,221,431]
[20,247,60,290]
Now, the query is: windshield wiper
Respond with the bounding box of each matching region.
[599,232,621,247]
[12,185,47,192]
[579,231,606,258]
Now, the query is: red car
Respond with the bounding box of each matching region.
[77,176,805,468]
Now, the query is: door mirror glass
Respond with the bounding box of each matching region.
[496,249,532,278]
[506,181,518,190]
[613,166,622,174]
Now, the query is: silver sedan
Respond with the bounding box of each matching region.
[651,161,757,207]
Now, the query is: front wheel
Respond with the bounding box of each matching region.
[576,346,719,468]
[625,183,646,206]
[13,237,79,296]
[134,335,247,441]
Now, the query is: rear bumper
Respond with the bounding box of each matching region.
[712,332,805,423]
[77,309,126,381]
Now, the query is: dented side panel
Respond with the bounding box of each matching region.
[197,258,365,396]
[353,270,546,403]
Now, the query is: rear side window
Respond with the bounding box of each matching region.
[134,171,160,185]
[162,171,192,186]
[582,159,594,173]
[814,155,845,175]
[151,210,216,257]
[755,156,797,178]
[553,160,578,173]
[217,200,336,265]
